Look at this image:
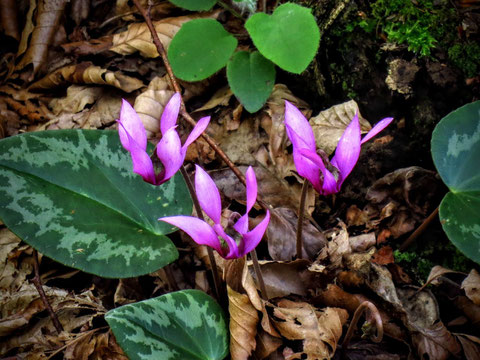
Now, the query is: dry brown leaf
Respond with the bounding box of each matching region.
[228,285,259,360]
[29,62,144,93]
[193,86,233,112]
[455,334,480,360]
[349,233,376,252]
[15,0,68,75]
[266,207,325,261]
[462,269,480,305]
[270,299,348,359]
[111,11,220,57]
[255,329,283,360]
[115,0,174,21]
[0,0,20,40]
[133,76,174,138]
[325,222,351,270]
[310,100,373,155]
[372,246,394,265]
[425,265,464,286]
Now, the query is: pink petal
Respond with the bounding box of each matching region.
[194,165,222,224]
[159,216,223,254]
[330,113,361,189]
[298,149,337,195]
[160,93,181,135]
[118,122,156,184]
[213,224,239,259]
[233,213,249,235]
[245,166,257,214]
[156,127,184,184]
[182,116,210,152]
[361,117,394,144]
[118,99,147,151]
[238,210,270,257]
[284,101,316,152]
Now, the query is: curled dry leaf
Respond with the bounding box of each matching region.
[310,100,373,156]
[425,265,464,286]
[266,207,325,261]
[15,0,68,75]
[325,222,351,270]
[462,269,480,306]
[269,299,348,359]
[29,62,144,93]
[193,86,233,112]
[133,76,174,138]
[255,330,283,360]
[0,0,20,41]
[455,334,480,360]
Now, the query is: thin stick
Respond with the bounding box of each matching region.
[180,166,223,302]
[31,250,63,334]
[132,0,246,186]
[296,181,309,259]
[341,301,383,349]
[250,249,268,300]
[399,206,439,251]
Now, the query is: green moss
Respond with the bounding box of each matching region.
[448,42,480,78]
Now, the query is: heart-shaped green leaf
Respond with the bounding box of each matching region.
[431,101,480,263]
[0,130,192,278]
[227,51,275,113]
[106,289,229,360]
[168,0,217,11]
[168,19,238,81]
[245,3,320,74]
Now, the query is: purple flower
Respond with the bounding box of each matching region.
[117,93,210,185]
[159,165,270,259]
[284,101,393,195]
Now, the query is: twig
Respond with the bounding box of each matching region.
[250,249,268,300]
[341,301,383,349]
[31,249,63,334]
[180,166,223,303]
[399,206,439,251]
[296,181,309,259]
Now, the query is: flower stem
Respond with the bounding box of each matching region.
[341,301,383,349]
[296,180,309,259]
[399,205,439,251]
[180,166,223,302]
[250,249,268,300]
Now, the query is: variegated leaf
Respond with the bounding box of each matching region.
[0,130,191,278]
[431,101,480,263]
[105,289,229,360]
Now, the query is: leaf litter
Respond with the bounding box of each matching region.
[0,1,479,359]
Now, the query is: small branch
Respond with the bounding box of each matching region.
[250,249,268,300]
[296,181,309,259]
[31,249,63,334]
[399,206,439,251]
[180,166,223,303]
[341,301,383,349]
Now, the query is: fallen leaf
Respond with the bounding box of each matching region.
[349,233,376,252]
[462,269,480,305]
[425,265,464,286]
[29,62,144,93]
[385,59,420,97]
[455,334,480,360]
[0,0,20,40]
[372,246,394,265]
[255,329,283,359]
[193,86,233,112]
[325,222,351,270]
[115,0,173,21]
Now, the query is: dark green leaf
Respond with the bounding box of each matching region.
[168,0,217,11]
[227,51,275,113]
[106,290,229,360]
[245,3,320,74]
[431,101,480,263]
[168,19,237,81]
[0,130,192,278]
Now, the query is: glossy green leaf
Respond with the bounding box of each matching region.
[245,3,320,74]
[0,130,192,278]
[106,289,229,360]
[168,0,217,11]
[168,19,237,81]
[431,101,480,263]
[227,51,275,113]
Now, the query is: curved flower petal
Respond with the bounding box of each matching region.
[118,99,147,151]
[160,93,181,135]
[195,165,222,224]
[182,116,210,152]
[118,122,155,184]
[156,127,184,184]
[299,149,337,194]
[238,210,270,257]
[213,224,239,259]
[233,166,258,234]
[285,101,316,151]
[292,149,322,192]
[331,113,361,189]
[159,216,223,254]
[361,117,394,144]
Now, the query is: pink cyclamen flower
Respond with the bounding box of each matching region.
[284,100,393,195]
[159,165,270,259]
[117,93,210,185]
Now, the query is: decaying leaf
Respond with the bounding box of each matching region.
[462,269,480,306]
[193,86,233,112]
[455,334,480,360]
[16,0,69,75]
[266,207,325,261]
[310,100,373,155]
[133,76,174,138]
[255,329,283,359]
[29,62,144,93]
[425,265,464,286]
[0,0,20,41]
[269,299,348,359]
[115,0,173,21]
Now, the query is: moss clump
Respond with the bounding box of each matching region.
[448,42,480,78]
